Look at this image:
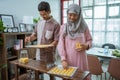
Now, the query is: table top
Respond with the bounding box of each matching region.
[11,59,89,80]
[11,59,49,73]
[86,47,117,58]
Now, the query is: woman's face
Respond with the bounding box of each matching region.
[68,13,79,23]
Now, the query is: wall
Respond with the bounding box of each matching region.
[0,0,60,27]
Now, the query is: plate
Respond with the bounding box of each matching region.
[48,65,78,77]
[26,44,54,48]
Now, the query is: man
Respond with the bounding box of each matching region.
[25,1,60,80]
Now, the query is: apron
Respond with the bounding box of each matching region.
[36,20,45,60]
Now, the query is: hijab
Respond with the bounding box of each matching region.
[63,4,88,39]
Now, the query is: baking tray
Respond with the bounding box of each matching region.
[48,65,78,77]
[25,44,54,48]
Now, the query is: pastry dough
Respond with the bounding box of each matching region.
[48,66,76,77]
[75,42,81,49]
[19,58,29,63]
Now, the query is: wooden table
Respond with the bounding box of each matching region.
[11,59,90,80]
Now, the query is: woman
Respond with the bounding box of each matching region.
[57,4,92,74]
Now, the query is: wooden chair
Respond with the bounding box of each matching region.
[108,58,120,80]
[100,43,116,64]
[87,54,106,80]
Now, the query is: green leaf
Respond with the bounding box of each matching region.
[0,20,6,31]
[0,64,7,69]
[33,17,40,23]
[0,38,3,45]
[1,64,7,69]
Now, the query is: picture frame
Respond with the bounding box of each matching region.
[4,28,8,32]
[12,27,19,33]
[7,27,13,33]
[0,14,15,27]
[19,23,27,32]
[26,24,34,32]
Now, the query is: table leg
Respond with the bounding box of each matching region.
[14,64,18,80]
[50,75,55,80]
[35,70,39,80]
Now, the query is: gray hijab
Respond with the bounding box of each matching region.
[63,4,87,39]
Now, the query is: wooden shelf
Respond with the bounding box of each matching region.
[0,33,36,80]
[7,56,17,60]
[0,33,32,80]
[2,32,32,35]
[11,73,28,80]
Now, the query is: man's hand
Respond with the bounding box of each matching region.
[50,40,58,46]
[25,36,31,43]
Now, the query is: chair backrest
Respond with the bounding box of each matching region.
[87,54,103,75]
[102,43,116,49]
[108,58,120,79]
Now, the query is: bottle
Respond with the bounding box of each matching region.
[104,46,109,55]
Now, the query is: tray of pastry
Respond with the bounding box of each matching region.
[26,44,54,48]
[48,65,78,77]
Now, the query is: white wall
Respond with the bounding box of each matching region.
[0,0,60,27]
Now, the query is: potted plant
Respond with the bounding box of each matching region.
[0,20,6,45]
[0,20,7,80]
[0,20,6,32]
[33,17,40,24]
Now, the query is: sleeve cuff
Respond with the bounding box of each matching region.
[86,43,89,50]
[61,56,66,61]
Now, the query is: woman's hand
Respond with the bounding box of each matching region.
[76,43,88,51]
[62,60,68,69]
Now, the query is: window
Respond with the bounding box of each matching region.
[95,0,106,5]
[94,19,106,31]
[61,0,120,48]
[94,6,106,18]
[108,5,120,17]
[81,0,120,48]
[82,0,93,6]
[83,7,93,18]
[108,0,120,4]
[61,0,80,24]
